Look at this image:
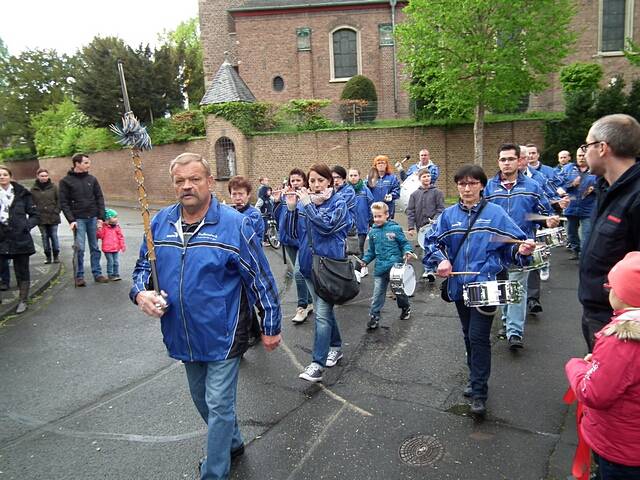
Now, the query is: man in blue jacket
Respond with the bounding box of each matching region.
[131,153,282,480]
[564,148,597,260]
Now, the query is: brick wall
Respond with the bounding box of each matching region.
[1,159,40,181]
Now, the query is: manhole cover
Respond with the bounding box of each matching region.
[398,435,443,466]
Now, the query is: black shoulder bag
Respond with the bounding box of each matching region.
[440,200,487,302]
[306,218,360,305]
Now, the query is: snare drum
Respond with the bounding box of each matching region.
[389,263,416,296]
[417,223,433,250]
[463,280,524,307]
[520,245,550,271]
[536,227,567,248]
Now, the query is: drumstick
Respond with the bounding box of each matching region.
[490,234,528,245]
[400,154,411,164]
[449,271,480,276]
[526,213,568,222]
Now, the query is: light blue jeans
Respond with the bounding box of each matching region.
[502,270,529,339]
[105,252,120,277]
[75,218,102,279]
[38,224,60,255]
[184,357,243,480]
[579,217,592,254]
[284,245,312,308]
[304,279,342,367]
[370,273,409,317]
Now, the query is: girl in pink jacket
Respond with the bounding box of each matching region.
[565,251,640,479]
[96,208,126,281]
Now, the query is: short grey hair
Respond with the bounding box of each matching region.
[169,153,212,177]
[590,114,640,158]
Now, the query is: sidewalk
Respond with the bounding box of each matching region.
[0,245,62,319]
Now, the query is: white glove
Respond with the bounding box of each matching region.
[384,194,392,202]
[394,162,404,172]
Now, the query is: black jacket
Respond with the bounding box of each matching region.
[0,182,39,256]
[579,161,640,313]
[58,170,105,222]
[30,179,61,225]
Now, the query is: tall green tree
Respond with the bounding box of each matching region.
[0,48,73,149]
[396,0,576,166]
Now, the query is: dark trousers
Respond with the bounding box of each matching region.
[0,254,30,283]
[0,256,10,285]
[528,268,540,301]
[455,301,494,401]
[582,307,612,352]
[593,452,640,480]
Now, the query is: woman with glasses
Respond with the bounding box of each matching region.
[423,164,535,416]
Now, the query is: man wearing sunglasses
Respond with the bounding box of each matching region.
[579,113,640,352]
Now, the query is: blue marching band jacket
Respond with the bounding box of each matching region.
[130,196,281,363]
[370,173,401,217]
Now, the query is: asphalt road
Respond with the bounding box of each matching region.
[0,206,585,480]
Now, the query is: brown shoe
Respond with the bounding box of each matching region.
[75,278,86,287]
[94,275,109,283]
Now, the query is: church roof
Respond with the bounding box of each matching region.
[200,60,256,105]
[229,0,388,12]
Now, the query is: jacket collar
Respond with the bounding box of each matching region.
[598,160,640,193]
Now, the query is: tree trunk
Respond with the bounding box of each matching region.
[474,102,485,166]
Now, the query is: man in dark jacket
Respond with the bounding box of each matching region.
[59,153,107,286]
[579,113,640,351]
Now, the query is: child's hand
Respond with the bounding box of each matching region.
[404,252,417,261]
[407,228,416,239]
[583,353,592,362]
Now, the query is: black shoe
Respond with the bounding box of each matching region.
[497,325,507,339]
[470,398,486,416]
[367,315,380,330]
[400,307,411,320]
[527,298,543,314]
[508,335,524,350]
[0,282,8,291]
[463,382,473,398]
[231,444,245,459]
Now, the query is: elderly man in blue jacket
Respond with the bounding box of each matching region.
[131,153,282,480]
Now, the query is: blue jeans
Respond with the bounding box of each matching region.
[594,452,640,479]
[502,270,529,338]
[105,252,120,277]
[38,224,60,255]
[184,357,243,480]
[284,245,312,308]
[579,217,592,254]
[455,301,493,400]
[566,216,593,254]
[304,279,342,367]
[75,218,102,279]
[370,273,409,317]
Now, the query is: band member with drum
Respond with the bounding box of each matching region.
[484,144,558,350]
[369,155,401,218]
[358,202,415,330]
[397,148,440,186]
[423,164,535,416]
[347,168,374,272]
[406,168,445,282]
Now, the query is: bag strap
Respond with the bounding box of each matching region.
[449,199,487,264]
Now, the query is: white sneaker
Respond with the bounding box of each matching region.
[325,349,343,368]
[299,363,323,382]
[305,304,314,316]
[360,266,369,277]
[540,265,550,281]
[292,306,308,323]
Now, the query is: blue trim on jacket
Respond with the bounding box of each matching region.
[130,196,282,362]
[237,204,264,238]
[423,201,528,301]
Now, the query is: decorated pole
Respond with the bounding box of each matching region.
[110,60,160,294]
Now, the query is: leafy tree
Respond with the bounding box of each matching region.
[593,76,627,119]
[0,48,73,149]
[625,79,640,121]
[396,0,576,166]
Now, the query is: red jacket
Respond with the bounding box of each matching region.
[565,309,640,466]
[96,223,126,253]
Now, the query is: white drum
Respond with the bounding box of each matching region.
[389,263,416,296]
[398,173,421,212]
[536,227,567,248]
[417,222,435,250]
[463,280,524,307]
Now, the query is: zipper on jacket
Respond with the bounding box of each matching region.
[464,208,471,279]
[179,235,194,361]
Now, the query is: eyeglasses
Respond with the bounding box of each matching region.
[603,282,612,292]
[580,141,601,153]
[331,175,342,180]
[457,181,481,188]
[498,157,518,163]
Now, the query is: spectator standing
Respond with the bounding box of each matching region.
[0,165,40,314]
[30,168,61,264]
[579,114,640,351]
[96,208,126,281]
[59,153,108,286]
[131,153,281,479]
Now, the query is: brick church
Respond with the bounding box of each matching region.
[198,0,640,118]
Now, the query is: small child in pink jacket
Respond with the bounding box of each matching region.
[97,208,126,281]
[565,251,640,479]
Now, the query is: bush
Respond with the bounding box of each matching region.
[76,127,120,152]
[171,110,205,140]
[0,146,36,161]
[202,102,278,134]
[340,75,378,122]
[279,99,334,130]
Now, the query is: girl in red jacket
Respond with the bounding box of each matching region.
[97,208,126,281]
[565,251,640,479]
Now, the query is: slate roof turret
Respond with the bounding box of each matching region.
[200,59,256,105]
